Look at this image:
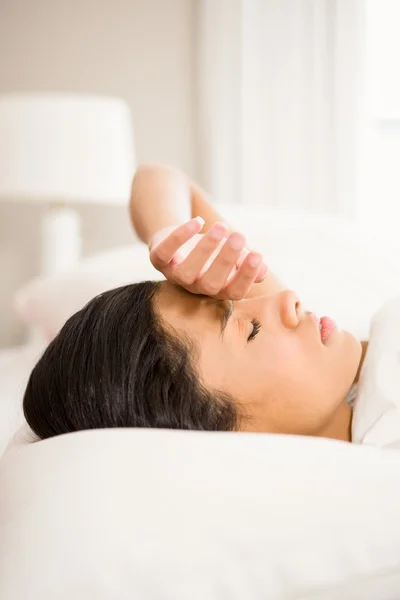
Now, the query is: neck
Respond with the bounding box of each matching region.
[316,400,352,443]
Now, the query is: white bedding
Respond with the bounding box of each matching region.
[3,212,400,598]
[353,296,400,448]
[0,341,45,456]
[4,297,400,600]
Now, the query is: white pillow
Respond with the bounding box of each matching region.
[13,207,400,340]
[2,428,400,599]
[0,342,45,458]
[14,244,163,340]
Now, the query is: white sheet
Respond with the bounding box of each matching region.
[353,296,400,448]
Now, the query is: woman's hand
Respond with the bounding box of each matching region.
[149,217,268,300]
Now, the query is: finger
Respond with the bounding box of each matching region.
[199,232,246,296]
[173,222,228,286]
[222,252,263,300]
[236,248,267,281]
[150,217,204,269]
[255,261,268,281]
[236,247,250,269]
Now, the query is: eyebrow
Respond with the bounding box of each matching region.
[217,300,234,337]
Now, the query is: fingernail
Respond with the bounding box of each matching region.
[209,222,227,240]
[257,262,268,276]
[249,254,262,268]
[228,233,245,250]
[189,216,205,232]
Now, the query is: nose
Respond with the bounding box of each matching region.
[237,290,302,329]
[278,290,302,329]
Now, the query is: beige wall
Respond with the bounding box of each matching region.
[0,0,197,347]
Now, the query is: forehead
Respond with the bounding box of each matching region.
[157,281,203,313]
[155,282,221,333]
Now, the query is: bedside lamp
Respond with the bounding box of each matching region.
[0,93,135,275]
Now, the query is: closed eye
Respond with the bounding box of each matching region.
[248,318,261,342]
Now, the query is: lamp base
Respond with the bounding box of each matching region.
[41,204,81,276]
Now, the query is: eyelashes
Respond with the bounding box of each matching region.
[248,318,261,342]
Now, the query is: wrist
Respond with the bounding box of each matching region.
[134,213,182,246]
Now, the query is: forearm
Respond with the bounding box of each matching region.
[130,164,193,244]
[130,164,227,242]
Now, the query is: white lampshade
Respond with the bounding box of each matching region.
[0,93,135,205]
[0,93,136,282]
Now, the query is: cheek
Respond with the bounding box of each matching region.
[255,334,309,377]
[226,332,359,435]
[241,334,327,406]
[199,346,242,391]
[199,344,265,400]
[226,337,303,401]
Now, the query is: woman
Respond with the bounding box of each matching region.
[23,165,366,443]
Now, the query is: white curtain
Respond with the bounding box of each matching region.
[197,0,365,216]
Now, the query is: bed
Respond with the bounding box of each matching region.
[2,207,400,599]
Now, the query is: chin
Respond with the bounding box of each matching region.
[341,329,363,379]
[327,326,360,351]
[346,329,362,353]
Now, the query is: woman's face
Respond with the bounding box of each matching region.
[156,282,362,435]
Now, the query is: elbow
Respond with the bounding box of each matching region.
[133,163,182,183]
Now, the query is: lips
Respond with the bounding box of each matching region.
[305,311,336,344]
[319,316,336,344]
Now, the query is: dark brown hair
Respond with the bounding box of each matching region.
[23,282,238,439]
